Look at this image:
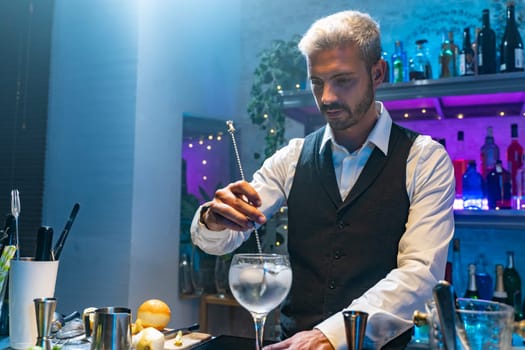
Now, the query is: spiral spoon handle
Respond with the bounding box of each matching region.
[226,120,262,254]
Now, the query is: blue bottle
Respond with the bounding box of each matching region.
[475,254,494,300]
[462,160,485,210]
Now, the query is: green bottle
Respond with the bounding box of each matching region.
[391,41,405,83]
[503,251,523,320]
[464,263,480,299]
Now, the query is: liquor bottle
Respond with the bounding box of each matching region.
[391,41,406,83]
[462,160,484,210]
[409,39,432,80]
[507,123,523,197]
[453,131,468,198]
[451,238,466,295]
[486,160,512,209]
[503,251,523,319]
[381,51,390,83]
[179,253,194,295]
[449,31,459,76]
[439,33,455,78]
[444,261,453,285]
[475,254,494,300]
[464,263,480,299]
[459,27,475,76]
[477,9,497,74]
[472,27,481,75]
[500,2,524,73]
[515,161,525,209]
[480,126,500,179]
[493,264,508,304]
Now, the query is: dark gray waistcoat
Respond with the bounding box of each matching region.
[281,124,418,338]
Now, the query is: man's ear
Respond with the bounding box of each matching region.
[372,59,386,87]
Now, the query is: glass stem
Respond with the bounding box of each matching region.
[252,313,267,350]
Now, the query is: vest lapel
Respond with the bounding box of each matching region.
[315,139,342,207]
[341,147,387,209]
[340,128,400,210]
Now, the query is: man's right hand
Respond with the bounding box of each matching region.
[200,180,267,231]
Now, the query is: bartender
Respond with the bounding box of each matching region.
[191,9,455,350]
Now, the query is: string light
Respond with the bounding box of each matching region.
[202,160,207,165]
[188,143,193,148]
[217,135,222,141]
[295,83,301,89]
[206,145,212,150]
[263,114,269,119]
[421,109,427,114]
[270,128,276,134]
[457,114,464,119]
[499,111,505,116]
[198,140,204,145]
[403,113,409,119]
[202,176,207,181]
[208,135,214,140]
[276,85,282,91]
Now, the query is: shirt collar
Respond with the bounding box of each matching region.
[320,101,392,156]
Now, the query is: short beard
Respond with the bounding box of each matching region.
[320,77,375,131]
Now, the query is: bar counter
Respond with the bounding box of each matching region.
[0,333,524,350]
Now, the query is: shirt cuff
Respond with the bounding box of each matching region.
[315,312,347,350]
[190,205,248,255]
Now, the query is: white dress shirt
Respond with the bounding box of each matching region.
[191,102,455,349]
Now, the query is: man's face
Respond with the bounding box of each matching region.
[308,45,376,132]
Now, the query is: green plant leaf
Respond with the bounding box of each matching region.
[247,35,306,161]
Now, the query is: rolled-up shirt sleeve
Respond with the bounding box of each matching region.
[316,135,455,350]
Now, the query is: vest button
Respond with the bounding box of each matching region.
[329,280,336,289]
[337,221,345,230]
[334,251,341,259]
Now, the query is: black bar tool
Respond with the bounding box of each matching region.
[52,203,80,260]
[35,226,54,261]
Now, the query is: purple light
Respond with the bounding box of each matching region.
[384,91,525,121]
[182,136,231,203]
[383,91,525,114]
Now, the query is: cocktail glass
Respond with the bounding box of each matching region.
[229,253,292,350]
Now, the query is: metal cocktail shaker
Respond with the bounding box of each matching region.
[34,297,57,350]
[90,307,132,350]
[343,310,368,350]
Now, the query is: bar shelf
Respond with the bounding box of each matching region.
[281,72,525,126]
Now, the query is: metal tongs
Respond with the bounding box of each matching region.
[432,280,470,350]
[11,189,20,260]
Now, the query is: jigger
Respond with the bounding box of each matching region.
[34,297,57,350]
[343,310,368,350]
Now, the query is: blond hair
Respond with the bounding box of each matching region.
[298,10,382,69]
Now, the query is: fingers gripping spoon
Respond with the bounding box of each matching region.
[226,120,263,254]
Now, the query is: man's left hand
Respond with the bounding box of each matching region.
[262,329,334,350]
